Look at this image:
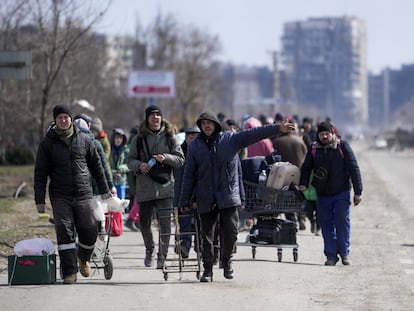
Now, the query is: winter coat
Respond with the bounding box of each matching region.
[243,117,274,157]
[80,128,114,192]
[127,119,185,203]
[179,111,284,214]
[109,128,130,186]
[34,125,109,204]
[299,139,363,196]
[272,132,308,167]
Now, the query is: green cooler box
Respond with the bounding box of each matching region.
[8,254,56,285]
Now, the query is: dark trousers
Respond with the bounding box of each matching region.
[199,206,239,266]
[51,197,98,277]
[139,198,172,258]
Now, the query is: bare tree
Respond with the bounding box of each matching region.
[143,13,222,128]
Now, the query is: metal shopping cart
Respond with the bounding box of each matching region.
[157,207,202,281]
[90,213,114,279]
[241,180,306,262]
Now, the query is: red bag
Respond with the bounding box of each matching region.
[105,212,123,236]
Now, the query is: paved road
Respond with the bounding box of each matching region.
[1,141,414,311]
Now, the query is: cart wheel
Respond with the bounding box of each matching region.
[252,246,256,259]
[104,255,114,280]
[164,272,168,281]
[293,249,298,262]
[277,249,282,262]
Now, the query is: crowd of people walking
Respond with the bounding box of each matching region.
[33,104,362,284]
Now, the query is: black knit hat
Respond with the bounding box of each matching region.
[145,105,162,121]
[53,105,72,120]
[317,121,334,134]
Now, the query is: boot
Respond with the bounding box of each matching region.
[223,260,234,279]
[200,263,213,282]
[144,249,154,267]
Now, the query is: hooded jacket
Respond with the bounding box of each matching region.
[127,119,185,202]
[34,124,109,204]
[179,111,283,214]
[109,128,130,186]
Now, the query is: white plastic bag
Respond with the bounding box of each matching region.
[14,238,55,256]
[92,195,106,221]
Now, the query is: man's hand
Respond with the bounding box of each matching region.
[36,204,45,214]
[279,121,296,133]
[298,185,307,192]
[354,195,362,206]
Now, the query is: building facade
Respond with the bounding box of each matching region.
[280,16,368,131]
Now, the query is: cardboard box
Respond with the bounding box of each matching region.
[8,254,56,285]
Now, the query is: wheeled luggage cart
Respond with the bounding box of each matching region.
[241,180,305,262]
[90,213,114,279]
[157,207,202,281]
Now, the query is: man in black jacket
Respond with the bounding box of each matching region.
[34,105,112,284]
[299,121,362,266]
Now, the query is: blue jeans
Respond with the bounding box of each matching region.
[115,184,127,200]
[317,191,351,260]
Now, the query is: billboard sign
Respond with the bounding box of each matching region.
[127,70,175,98]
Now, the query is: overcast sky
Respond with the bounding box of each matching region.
[98,0,414,74]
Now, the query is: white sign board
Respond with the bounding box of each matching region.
[127,70,176,98]
[0,51,32,80]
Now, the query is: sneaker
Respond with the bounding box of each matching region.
[200,270,213,282]
[341,256,350,265]
[324,259,338,266]
[144,250,154,267]
[124,218,139,232]
[63,273,77,284]
[78,260,91,277]
[223,260,234,279]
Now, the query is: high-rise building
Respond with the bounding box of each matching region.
[280,16,368,130]
[369,64,414,130]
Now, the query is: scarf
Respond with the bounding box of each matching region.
[55,124,74,146]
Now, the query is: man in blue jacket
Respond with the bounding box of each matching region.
[179,111,294,282]
[299,121,363,266]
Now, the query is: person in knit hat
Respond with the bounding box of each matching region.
[127,105,185,269]
[91,117,111,162]
[34,105,112,284]
[178,110,295,282]
[299,120,363,266]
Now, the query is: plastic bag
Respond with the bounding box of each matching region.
[92,195,106,221]
[14,238,55,256]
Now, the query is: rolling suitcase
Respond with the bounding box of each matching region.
[266,162,300,190]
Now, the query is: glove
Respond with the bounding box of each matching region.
[36,204,45,213]
[101,192,112,200]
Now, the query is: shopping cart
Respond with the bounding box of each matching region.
[90,213,114,279]
[241,180,306,262]
[157,207,202,281]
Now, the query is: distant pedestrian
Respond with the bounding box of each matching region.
[299,121,362,266]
